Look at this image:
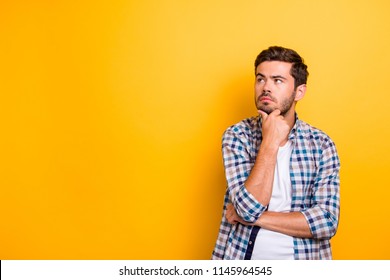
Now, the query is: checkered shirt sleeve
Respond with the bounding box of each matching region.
[212,118,266,260]
[222,126,267,223]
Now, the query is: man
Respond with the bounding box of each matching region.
[212,46,340,260]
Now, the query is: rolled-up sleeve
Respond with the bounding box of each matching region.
[301,139,341,239]
[222,128,267,223]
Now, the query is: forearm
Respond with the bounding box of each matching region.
[222,130,271,223]
[244,143,278,206]
[254,211,313,238]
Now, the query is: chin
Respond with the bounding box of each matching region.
[258,105,275,115]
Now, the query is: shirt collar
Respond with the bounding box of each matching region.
[288,114,300,141]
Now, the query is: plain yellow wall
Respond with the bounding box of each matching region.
[1,0,389,259]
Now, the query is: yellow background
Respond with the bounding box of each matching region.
[1,0,389,260]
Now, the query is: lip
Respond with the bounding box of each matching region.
[259,97,273,102]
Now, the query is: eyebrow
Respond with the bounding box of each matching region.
[271,75,287,80]
[256,73,287,80]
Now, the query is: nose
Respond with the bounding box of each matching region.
[262,79,271,94]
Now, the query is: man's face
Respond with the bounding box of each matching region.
[254,61,297,116]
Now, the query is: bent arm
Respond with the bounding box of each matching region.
[245,109,291,206]
[222,128,268,223]
[252,140,340,240]
[244,144,278,206]
[255,211,312,238]
[226,137,340,240]
[226,204,312,238]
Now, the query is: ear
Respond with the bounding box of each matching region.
[294,84,306,101]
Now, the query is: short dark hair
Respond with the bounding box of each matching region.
[254,46,308,88]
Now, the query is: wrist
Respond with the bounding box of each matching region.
[259,141,279,156]
[256,211,269,227]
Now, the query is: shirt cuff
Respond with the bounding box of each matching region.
[233,184,267,223]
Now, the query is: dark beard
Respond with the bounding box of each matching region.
[256,91,296,116]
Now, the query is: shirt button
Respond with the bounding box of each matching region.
[249,241,252,245]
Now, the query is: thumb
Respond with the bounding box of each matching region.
[258,110,268,121]
[269,109,281,116]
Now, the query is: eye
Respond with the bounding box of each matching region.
[274,78,283,84]
[257,77,265,83]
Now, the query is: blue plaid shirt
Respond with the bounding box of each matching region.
[212,115,340,260]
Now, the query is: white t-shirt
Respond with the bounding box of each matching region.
[251,140,294,260]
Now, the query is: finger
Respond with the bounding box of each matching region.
[258,110,268,121]
[227,214,237,225]
[225,210,231,219]
[269,109,281,116]
[226,214,234,224]
[225,205,233,218]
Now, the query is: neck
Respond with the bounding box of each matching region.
[283,109,296,130]
[278,109,296,147]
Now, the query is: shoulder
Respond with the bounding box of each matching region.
[296,119,338,151]
[223,116,260,138]
[222,116,260,157]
